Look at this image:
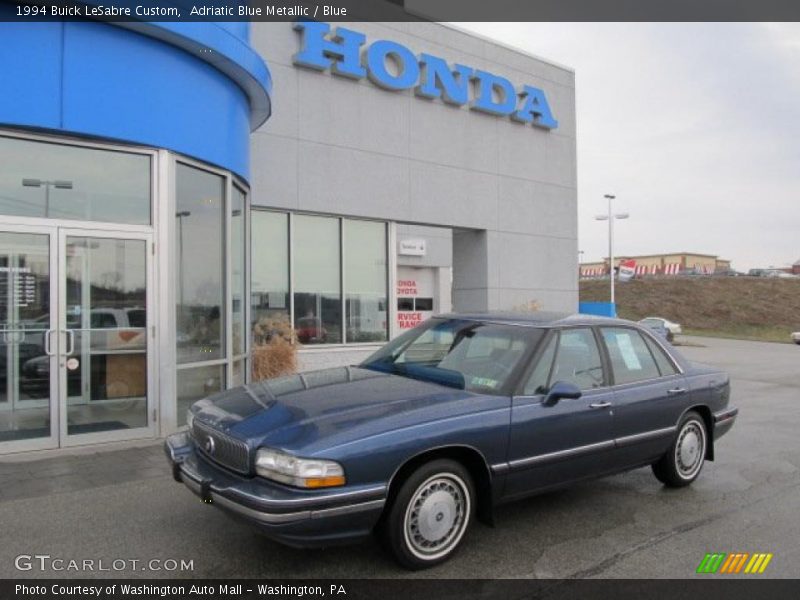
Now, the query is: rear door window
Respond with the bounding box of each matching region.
[601,327,662,384]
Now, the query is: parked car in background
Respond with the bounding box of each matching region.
[638,318,673,342]
[791,332,800,345]
[640,317,681,339]
[166,313,736,569]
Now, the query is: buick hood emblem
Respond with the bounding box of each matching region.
[203,436,216,455]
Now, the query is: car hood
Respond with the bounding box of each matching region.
[190,366,478,454]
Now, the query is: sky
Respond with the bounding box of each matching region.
[459,23,800,271]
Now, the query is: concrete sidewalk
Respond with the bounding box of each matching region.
[0,442,165,503]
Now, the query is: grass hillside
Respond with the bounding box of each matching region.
[580,277,800,343]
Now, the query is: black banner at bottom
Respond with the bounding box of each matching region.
[2,579,799,600]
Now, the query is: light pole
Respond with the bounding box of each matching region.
[22,178,73,217]
[595,194,629,309]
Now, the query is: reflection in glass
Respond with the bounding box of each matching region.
[231,187,246,356]
[177,365,224,426]
[175,164,225,363]
[0,136,150,224]
[65,237,148,435]
[231,359,245,387]
[345,220,388,342]
[251,211,289,327]
[293,215,341,344]
[0,233,52,443]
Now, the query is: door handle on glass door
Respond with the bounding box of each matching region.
[64,329,75,355]
[44,329,56,355]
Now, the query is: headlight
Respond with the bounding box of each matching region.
[255,448,346,488]
[185,410,194,432]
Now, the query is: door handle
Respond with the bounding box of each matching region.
[64,329,75,356]
[44,329,56,356]
[589,401,612,409]
[667,387,687,396]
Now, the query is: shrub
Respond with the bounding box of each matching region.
[251,315,299,381]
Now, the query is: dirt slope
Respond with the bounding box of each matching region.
[580,277,800,342]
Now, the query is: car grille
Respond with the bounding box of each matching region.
[192,419,250,475]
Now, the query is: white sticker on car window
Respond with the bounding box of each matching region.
[615,333,642,370]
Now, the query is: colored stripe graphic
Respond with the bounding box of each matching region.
[744,553,773,574]
[720,553,749,573]
[697,553,726,573]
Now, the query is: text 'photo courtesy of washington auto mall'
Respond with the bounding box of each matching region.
[0,0,799,596]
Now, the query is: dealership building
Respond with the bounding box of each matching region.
[0,19,577,454]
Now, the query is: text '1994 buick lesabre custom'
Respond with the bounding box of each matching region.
[165,313,737,569]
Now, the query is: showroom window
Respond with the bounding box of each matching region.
[175,162,249,426]
[0,135,151,224]
[294,215,342,345]
[175,163,225,364]
[251,211,289,325]
[251,210,388,346]
[345,219,388,343]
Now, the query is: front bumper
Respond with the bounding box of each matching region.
[713,407,738,440]
[164,432,386,548]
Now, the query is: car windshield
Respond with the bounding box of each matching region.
[361,318,543,394]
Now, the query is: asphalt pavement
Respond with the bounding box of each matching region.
[1,336,798,579]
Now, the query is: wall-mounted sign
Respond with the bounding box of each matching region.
[293,22,558,130]
[399,239,426,256]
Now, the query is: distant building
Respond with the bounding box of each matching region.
[793,259,800,275]
[580,252,732,279]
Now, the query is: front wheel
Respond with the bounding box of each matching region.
[652,411,707,487]
[380,459,474,569]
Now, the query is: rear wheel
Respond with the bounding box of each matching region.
[380,459,474,569]
[653,411,707,487]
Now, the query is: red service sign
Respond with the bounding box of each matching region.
[398,312,424,329]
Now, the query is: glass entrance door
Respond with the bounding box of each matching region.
[0,228,57,450]
[58,229,153,445]
[0,226,153,453]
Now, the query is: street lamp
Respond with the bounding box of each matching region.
[595,194,629,309]
[22,178,73,217]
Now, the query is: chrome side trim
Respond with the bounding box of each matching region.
[615,426,676,448]
[507,440,616,470]
[223,484,388,509]
[310,499,385,520]
[211,493,311,524]
[179,469,385,524]
[495,426,680,473]
[713,407,739,423]
[490,462,510,475]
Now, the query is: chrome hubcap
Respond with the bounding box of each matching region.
[676,421,705,478]
[404,474,469,560]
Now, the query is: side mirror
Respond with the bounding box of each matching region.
[543,381,582,406]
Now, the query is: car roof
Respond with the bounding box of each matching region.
[435,312,639,329]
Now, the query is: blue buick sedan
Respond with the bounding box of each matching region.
[165,313,737,569]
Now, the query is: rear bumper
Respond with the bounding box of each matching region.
[164,432,386,548]
[712,407,738,440]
